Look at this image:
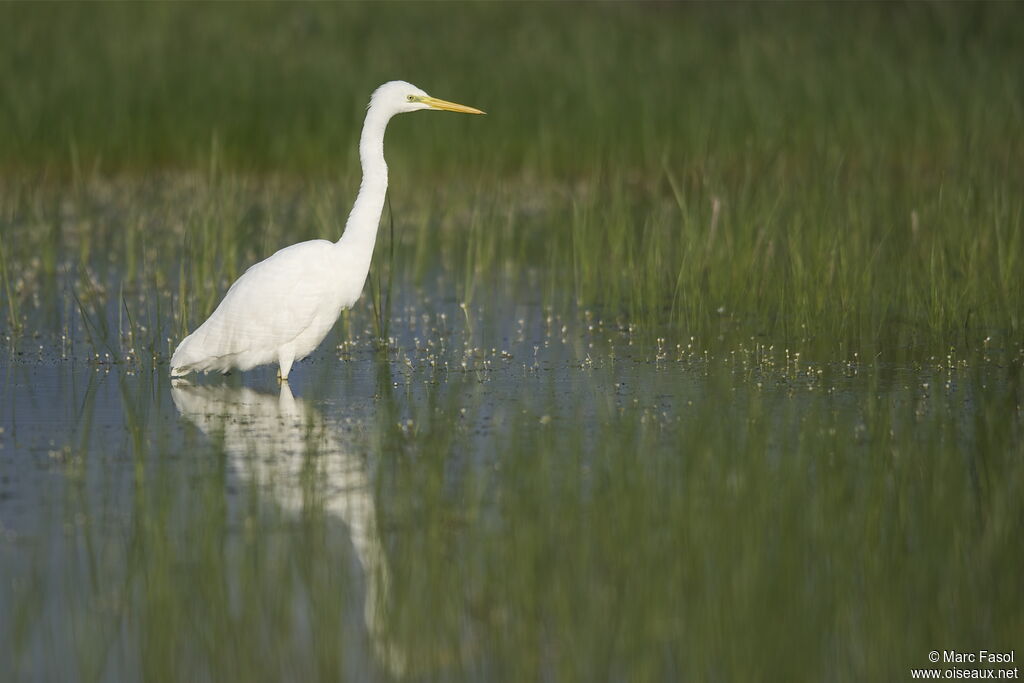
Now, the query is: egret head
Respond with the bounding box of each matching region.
[370,80,485,116]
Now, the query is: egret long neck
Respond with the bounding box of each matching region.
[337,106,391,267]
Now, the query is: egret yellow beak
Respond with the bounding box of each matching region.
[417,95,486,115]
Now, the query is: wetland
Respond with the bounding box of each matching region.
[1,3,1022,681]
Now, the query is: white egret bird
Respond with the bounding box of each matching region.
[170,81,484,380]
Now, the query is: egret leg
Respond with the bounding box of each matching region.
[278,344,295,382]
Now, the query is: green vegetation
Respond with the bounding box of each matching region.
[1,3,1022,682]
[1,2,1022,354]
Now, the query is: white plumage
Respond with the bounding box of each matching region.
[170,80,484,379]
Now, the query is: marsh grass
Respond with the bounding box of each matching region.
[0,3,1019,358]
[0,2,1021,358]
[2,168,1019,368]
[0,232,20,335]
[1,5,1023,681]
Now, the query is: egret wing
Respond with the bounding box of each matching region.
[188,240,338,359]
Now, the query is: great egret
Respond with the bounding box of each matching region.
[170,81,484,379]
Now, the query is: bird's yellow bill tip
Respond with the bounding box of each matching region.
[419,95,486,115]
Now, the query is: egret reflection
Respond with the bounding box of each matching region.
[170,381,404,676]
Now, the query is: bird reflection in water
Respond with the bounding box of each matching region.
[170,381,404,676]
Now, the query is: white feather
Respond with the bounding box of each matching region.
[169,81,483,379]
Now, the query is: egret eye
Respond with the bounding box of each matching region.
[407,95,415,102]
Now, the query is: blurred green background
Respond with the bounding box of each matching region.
[3,2,1021,176]
[2,2,1022,350]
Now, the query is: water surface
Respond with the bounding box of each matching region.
[2,286,1021,681]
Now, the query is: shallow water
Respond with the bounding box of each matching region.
[1,282,1022,681]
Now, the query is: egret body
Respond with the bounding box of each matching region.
[170,81,483,379]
